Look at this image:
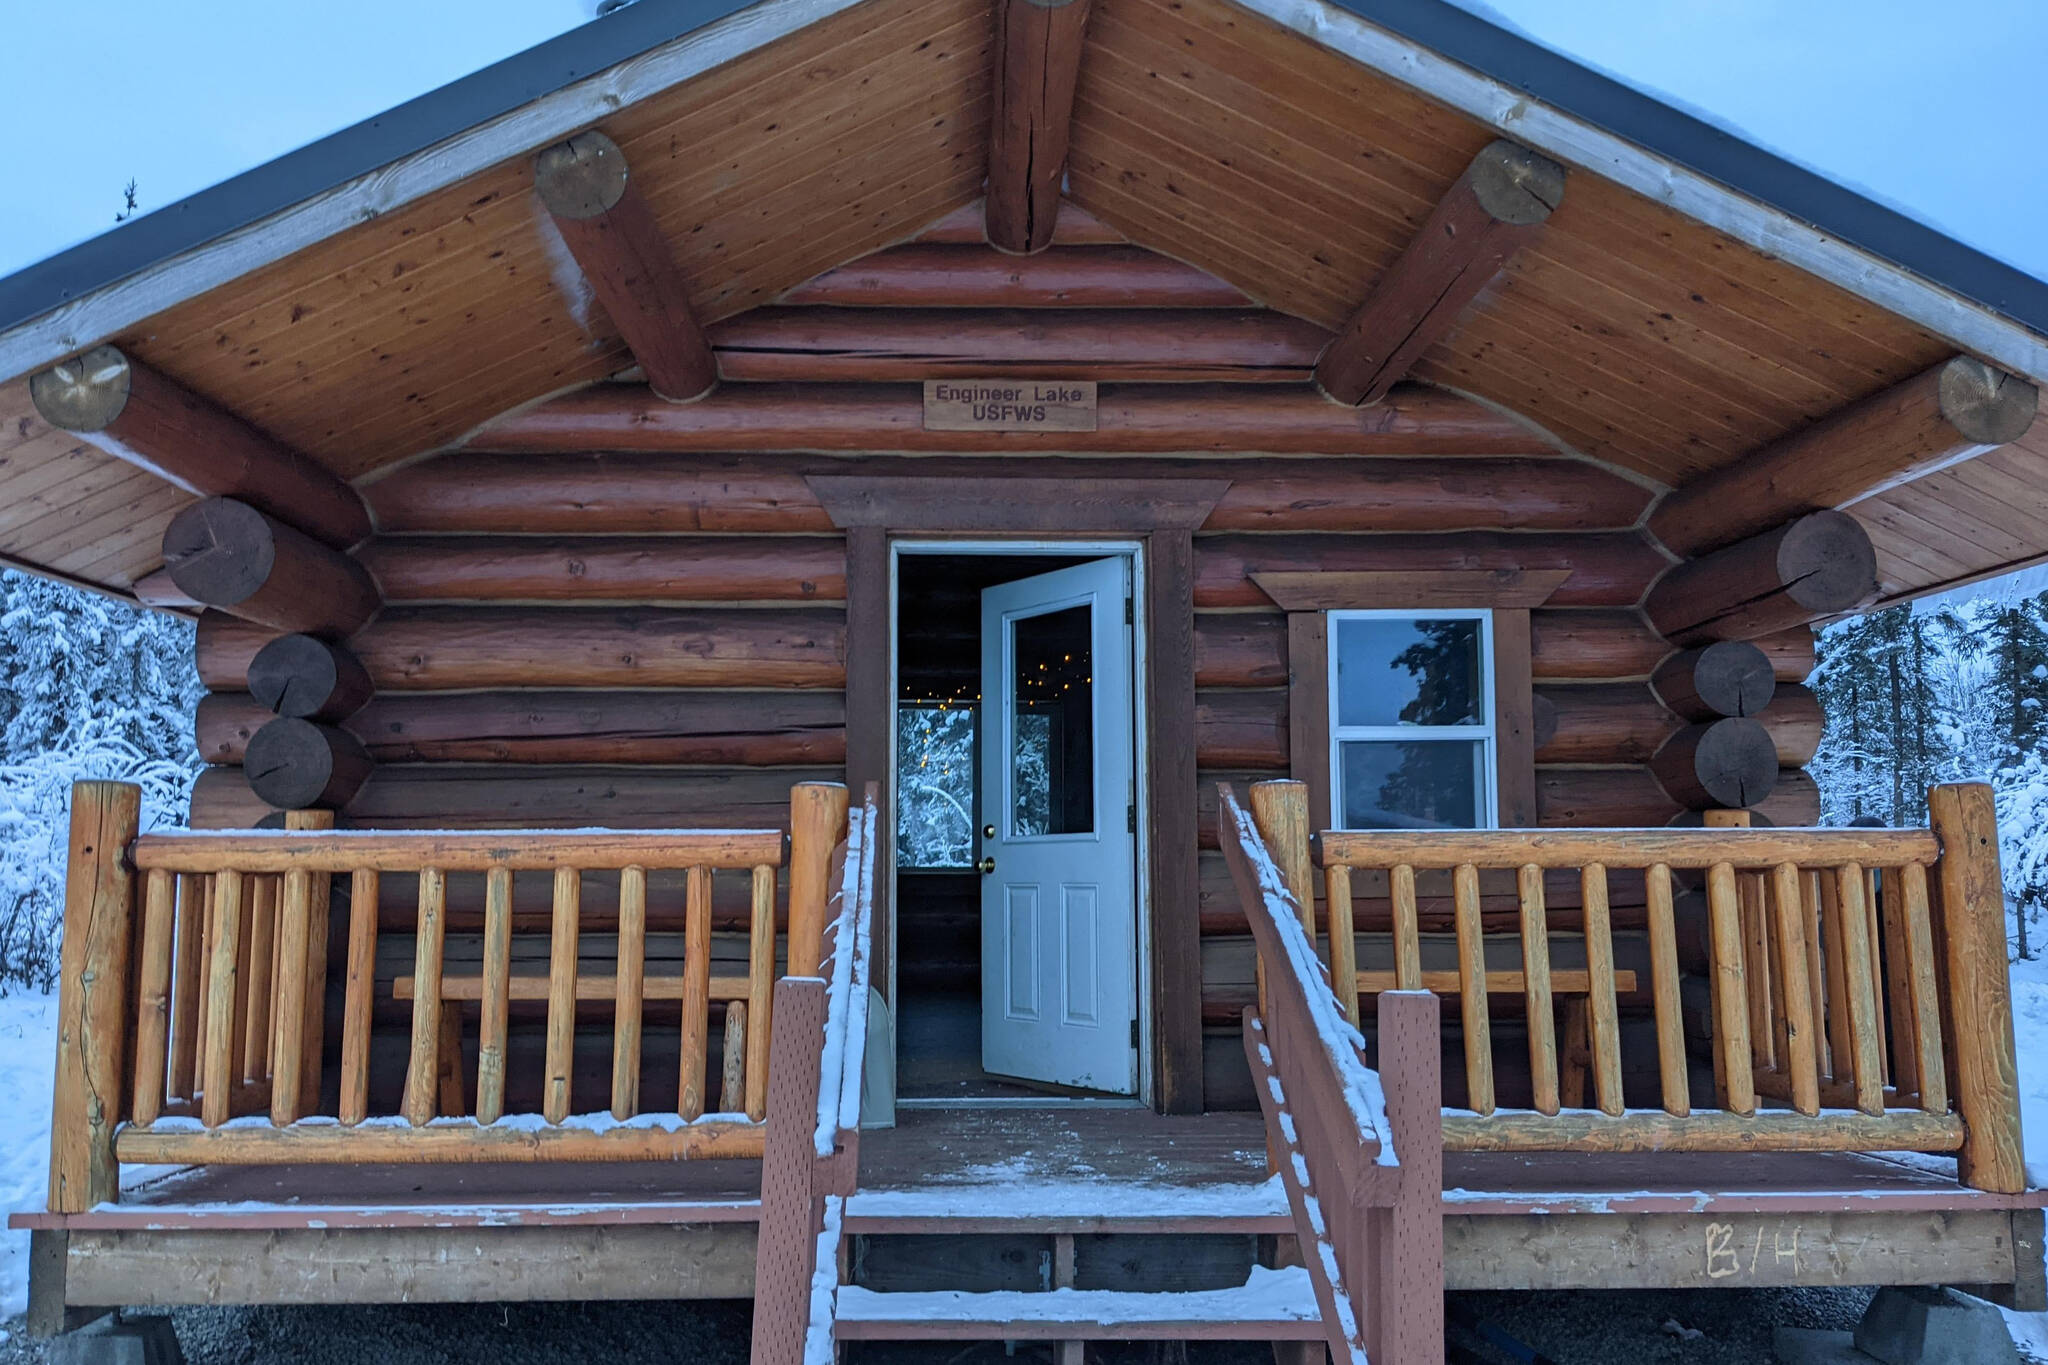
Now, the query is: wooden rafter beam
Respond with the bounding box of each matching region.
[534,131,716,403]
[1314,139,1566,407]
[984,0,1094,255]
[1645,510,1877,647]
[29,345,372,550]
[1650,355,2038,558]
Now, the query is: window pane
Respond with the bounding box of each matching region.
[1339,740,1483,829]
[1335,617,1483,727]
[897,705,976,868]
[1012,604,1094,837]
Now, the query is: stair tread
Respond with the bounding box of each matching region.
[833,1265,1324,1339]
[843,1175,1290,1229]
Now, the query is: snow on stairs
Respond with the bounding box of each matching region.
[831,1175,1327,1346]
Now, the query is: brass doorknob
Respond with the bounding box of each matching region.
[977,856,997,874]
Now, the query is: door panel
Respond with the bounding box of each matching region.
[979,557,1137,1094]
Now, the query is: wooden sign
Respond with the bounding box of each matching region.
[923,380,1097,432]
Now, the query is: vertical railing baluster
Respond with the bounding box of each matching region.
[271,867,311,1124]
[401,868,446,1126]
[1835,862,1885,1115]
[169,873,203,1103]
[1899,862,1948,1115]
[1704,862,1755,1116]
[1517,863,1558,1116]
[720,1001,748,1113]
[1880,866,1920,1097]
[1801,869,1831,1083]
[612,865,647,1119]
[194,875,217,1100]
[1865,867,1890,1086]
[228,873,255,1104]
[242,876,277,1086]
[1390,864,1420,993]
[1581,863,1622,1116]
[476,867,513,1125]
[284,809,336,1116]
[338,869,378,1124]
[543,867,580,1125]
[1452,863,1493,1115]
[679,865,713,1120]
[200,870,245,1128]
[1769,862,1820,1116]
[131,868,176,1127]
[1819,868,1852,1082]
[746,863,776,1120]
[1644,862,1688,1117]
[1739,871,1774,1072]
[1326,863,1359,1025]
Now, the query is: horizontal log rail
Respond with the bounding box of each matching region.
[1221,782,1443,1363]
[1301,783,2024,1192]
[45,781,867,1198]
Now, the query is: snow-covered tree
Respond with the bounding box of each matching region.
[0,570,203,992]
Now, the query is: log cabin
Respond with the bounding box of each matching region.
[5,0,2047,1358]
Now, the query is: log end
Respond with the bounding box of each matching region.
[245,717,371,811]
[535,130,629,221]
[1776,510,1878,613]
[1651,717,1779,810]
[1469,140,1568,225]
[248,634,373,721]
[28,344,132,432]
[1938,357,2038,446]
[1652,640,1776,719]
[163,497,277,607]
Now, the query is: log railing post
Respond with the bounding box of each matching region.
[1930,782,2025,1193]
[787,781,849,978]
[750,974,829,1365]
[47,781,142,1212]
[1370,990,1444,1365]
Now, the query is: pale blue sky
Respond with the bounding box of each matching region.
[1,0,2043,283]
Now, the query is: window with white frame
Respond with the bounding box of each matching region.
[1327,609,1496,830]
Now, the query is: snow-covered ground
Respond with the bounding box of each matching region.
[0,991,55,1320]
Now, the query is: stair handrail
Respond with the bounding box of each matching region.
[1223,780,1446,1365]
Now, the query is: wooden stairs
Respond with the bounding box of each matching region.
[829,1179,1326,1352]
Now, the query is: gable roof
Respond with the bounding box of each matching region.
[0,0,2044,611]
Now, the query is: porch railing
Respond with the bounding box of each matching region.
[43,779,858,1213]
[1248,778,2023,1194]
[1218,783,1443,1365]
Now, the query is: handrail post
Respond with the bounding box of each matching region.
[47,780,142,1213]
[750,974,829,1365]
[787,781,850,978]
[1372,990,1444,1365]
[1250,780,1317,943]
[1929,782,2025,1193]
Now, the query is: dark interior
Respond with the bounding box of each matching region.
[893,551,1105,1101]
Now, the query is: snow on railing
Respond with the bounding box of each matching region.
[814,789,879,1159]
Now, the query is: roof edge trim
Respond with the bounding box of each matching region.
[0,0,859,383]
[1247,0,2048,383]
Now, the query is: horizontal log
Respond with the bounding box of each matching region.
[780,243,1251,308]
[1651,642,1776,720]
[1317,821,1936,870]
[133,568,202,611]
[197,607,846,692]
[1646,512,1877,645]
[1194,690,1288,769]
[188,765,836,832]
[1532,684,1675,765]
[200,690,847,766]
[1754,768,1821,827]
[1195,532,1665,609]
[1650,718,1781,810]
[360,536,846,603]
[1759,684,1823,767]
[363,452,1642,535]
[1534,766,1682,828]
[163,497,379,637]
[29,345,372,549]
[1192,614,1289,689]
[706,307,1329,382]
[1440,1110,1962,1154]
[1650,356,2039,558]
[245,717,372,810]
[467,382,1554,455]
[247,634,373,720]
[117,1118,763,1164]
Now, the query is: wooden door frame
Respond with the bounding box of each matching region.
[816,475,1226,1114]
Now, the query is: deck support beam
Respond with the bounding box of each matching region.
[1650,356,2039,558]
[1314,139,1565,407]
[534,131,717,402]
[29,345,372,550]
[985,0,1094,254]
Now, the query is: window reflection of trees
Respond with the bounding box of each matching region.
[897,705,975,867]
[1347,619,1482,830]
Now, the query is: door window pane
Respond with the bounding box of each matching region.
[1339,740,1484,830]
[897,704,976,868]
[1011,604,1094,837]
[1335,617,1483,727]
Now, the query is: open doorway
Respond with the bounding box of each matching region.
[892,546,1146,1104]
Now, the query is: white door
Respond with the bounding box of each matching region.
[978,557,1138,1094]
